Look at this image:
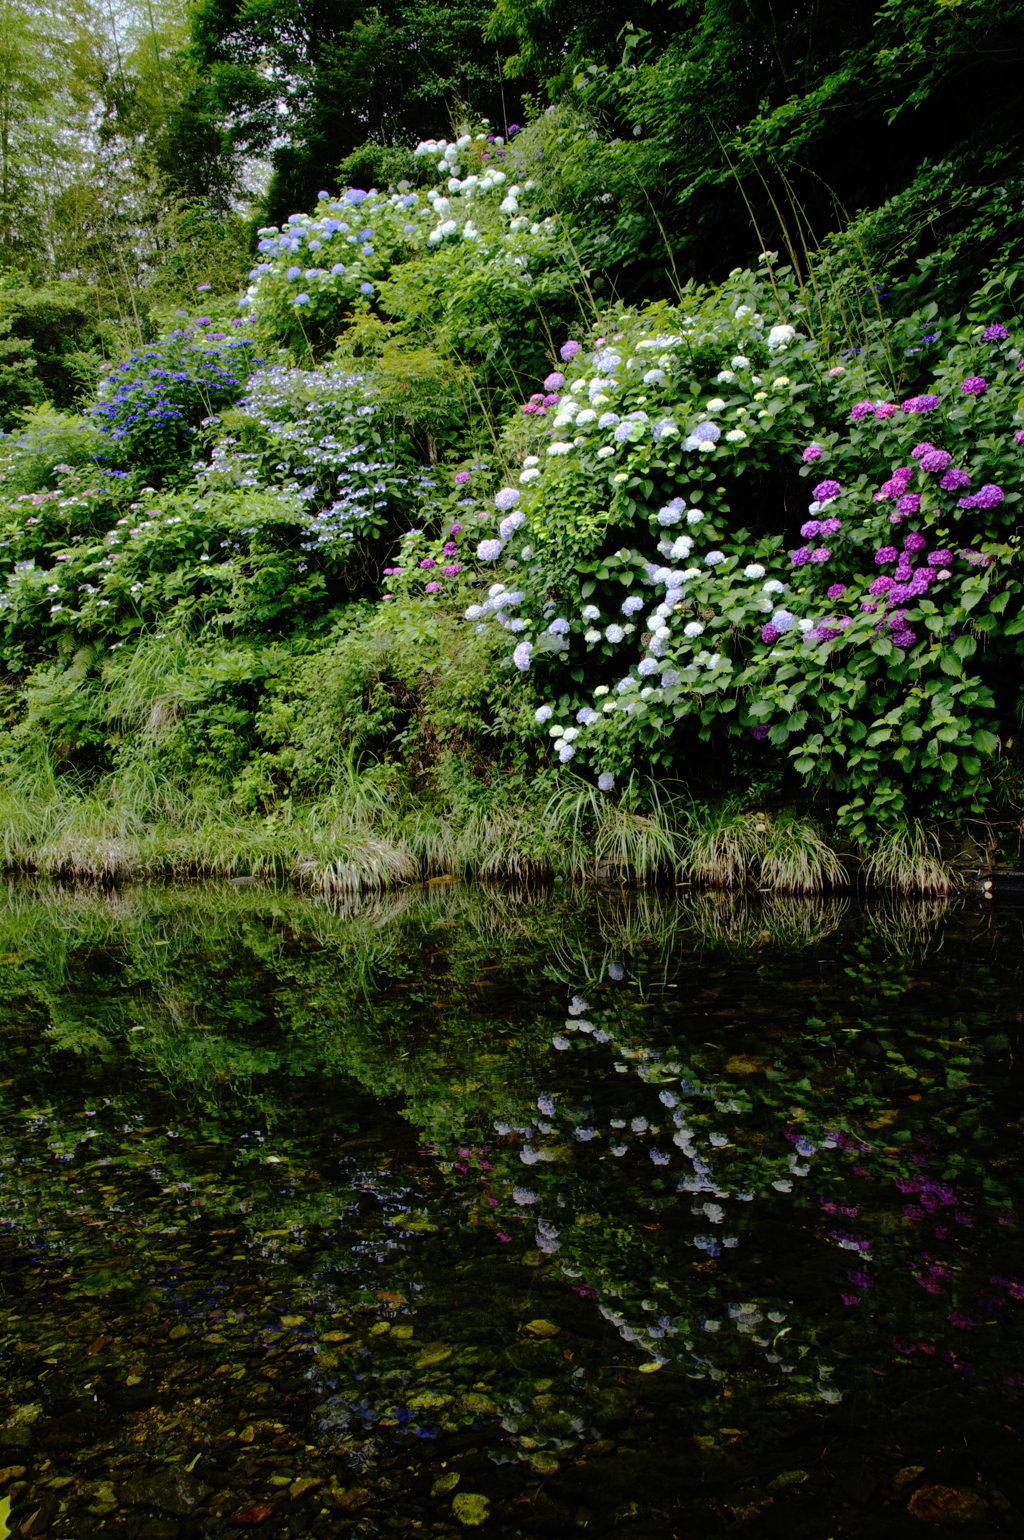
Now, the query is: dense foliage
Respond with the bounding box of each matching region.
[0,0,1020,885]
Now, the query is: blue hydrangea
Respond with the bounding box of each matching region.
[548,617,570,635]
[621,595,644,615]
[513,640,533,670]
[637,658,658,676]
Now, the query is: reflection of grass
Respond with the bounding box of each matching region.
[864,896,956,955]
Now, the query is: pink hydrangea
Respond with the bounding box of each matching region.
[875,402,896,418]
[911,441,936,459]
[904,532,927,552]
[761,622,780,643]
[920,448,952,472]
[1015,429,1024,444]
[543,371,565,389]
[813,479,841,502]
[820,517,842,536]
[960,375,988,395]
[875,546,898,564]
[850,402,874,421]
[425,581,441,592]
[455,470,471,484]
[802,443,824,461]
[869,576,895,594]
[560,340,581,361]
[442,564,462,576]
[800,519,822,538]
[810,547,831,563]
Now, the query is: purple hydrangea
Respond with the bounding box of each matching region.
[875,402,897,418]
[560,340,581,361]
[901,394,940,413]
[904,531,927,552]
[424,581,440,592]
[927,549,953,566]
[543,371,565,389]
[960,375,988,396]
[1014,429,1024,445]
[810,546,831,563]
[790,546,811,566]
[895,493,921,516]
[800,520,822,538]
[802,443,824,462]
[761,622,780,644]
[891,629,917,648]
[983,324,1009,342]
[750,723,770,739]
[911,441,936,460]
[921,449,952,473]
[959,483,1004,509]
[827,583,848,599]
[820,517,842,536]
[850,401,875,421]
[442,564,462,576]
[813,479,841,502]
[875,546,898,564]
[940,467,970,490]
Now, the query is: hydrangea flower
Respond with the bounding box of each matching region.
[920,448,952,472]
[560,340,581,361]
[582,604,600,620]
[760,623,779,644]
[605,623,625,643]
[827,583,848,599]
[705,550,725,566]
[850,402,874,421]
[686,509,704,525]
[657,497,686,525]
[801,519,821,538]
[621,595,645,615]
[959,483,1004,509]
[763,579,785,594]
[513,640,533,670]
[772,609,795,633]
[875,546,897,564]
[927,549,953,566]
[813,479,840,502]
[548,617,570,635]
[896,493,921,515]
[983,324,1009,341]
[477,539,503,560]
[725,428,747,442]
[791,546,811,566]
[744,563,765,578]
[685,422,720,449]
[750,722,770,739]
[901,394,940,413]
[576,706,597,723]
[638,657,658,676]
[960,375,988,395]
[535,705,553,723]
[940,467,970,490]
[499,511,526,540]
[810,547,831,563]
[543,371,565,389]
[767,323,795,349]
[684,621,705,638]
[598,771,615,791]
[494,487,520,510]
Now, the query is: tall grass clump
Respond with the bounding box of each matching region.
[862,825,955,897]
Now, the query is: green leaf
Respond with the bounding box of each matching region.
[972,729,999,756]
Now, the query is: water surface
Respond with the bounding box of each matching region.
[0,884,1021,1538]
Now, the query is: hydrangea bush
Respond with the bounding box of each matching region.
[455,283,1024,834]
[90,316,263,484]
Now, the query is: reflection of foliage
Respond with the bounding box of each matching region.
[0,880,1021,1507]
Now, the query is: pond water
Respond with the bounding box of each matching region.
[0,883,1021,1540]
